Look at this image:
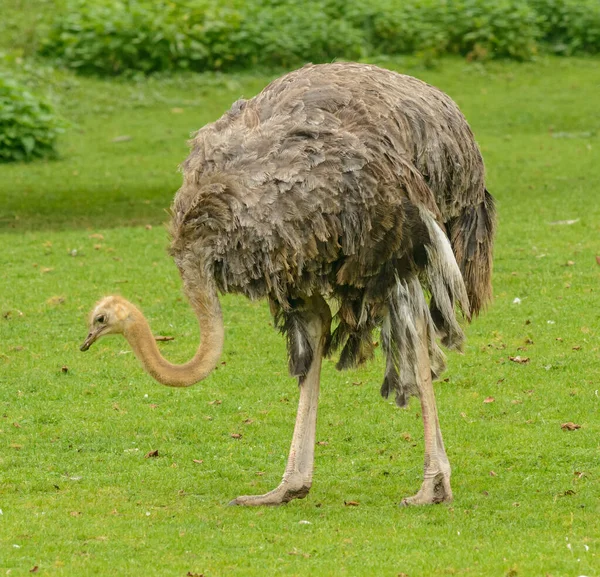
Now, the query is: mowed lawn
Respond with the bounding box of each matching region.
[1,57,599,576]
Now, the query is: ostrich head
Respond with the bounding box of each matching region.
[80,296,133,351]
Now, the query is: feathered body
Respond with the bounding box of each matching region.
[169,62,495,406]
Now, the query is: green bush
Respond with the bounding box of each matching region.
[530,0,600,54]
[0,72,64,162]
[37,0,600,75]
[39,0,364,75]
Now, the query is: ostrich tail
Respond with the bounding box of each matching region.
[420,208,470,351]
[381,211,469,407]
[448,189,496,317]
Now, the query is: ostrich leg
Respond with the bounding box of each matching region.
[402,316,453,505]
[230,295,331,506]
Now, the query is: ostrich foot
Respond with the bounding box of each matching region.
[229,477,311,506]
[401,472,452,506]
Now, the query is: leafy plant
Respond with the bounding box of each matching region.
[530,0,600,54]
[0,71,64,162]
[36,0,600,75]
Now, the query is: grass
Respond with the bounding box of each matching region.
[1,55,600,575]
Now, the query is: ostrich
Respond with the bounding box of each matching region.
[81,63,495,506]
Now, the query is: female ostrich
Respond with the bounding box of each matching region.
[81,63,495,506]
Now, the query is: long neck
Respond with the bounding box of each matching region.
[124,290,224,387]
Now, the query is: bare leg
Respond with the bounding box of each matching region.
[230,296,331,506]
[402,317,453,505]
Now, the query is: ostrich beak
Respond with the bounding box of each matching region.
[80,329,101,351]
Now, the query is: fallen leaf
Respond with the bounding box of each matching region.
[561,422,581,431]
[13,422,21,428]
[10,444,22,450]
[112,135,132,142]
[149,404,158,409]
[89,233,104,240]
[61,366,69,373]
[525,338,534,344]
[344,500,360,506]
[555,337,563,342]
[41,267,54,274]
[490,471,497,477]
[70,511,82,517]
[509,355,530,364]
[256,471,265,476]
[145,224,152,230]
[243,419,254,425]
[317,441,329,446]
[565,260,575,266]
[193,459,204,465]
[398,573,409,577]
[230,433,242,439]
[483,397,495,403]
[548,218,579,225]
[572,345,581,351]
[208,399,222,405]
[154,335,175,342]
[145,450,159,458]
[186,572,204,577]
[46,296,66,306]
[30,566,39,573]
[596,255,600,266]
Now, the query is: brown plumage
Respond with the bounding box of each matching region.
[83,62,495,506]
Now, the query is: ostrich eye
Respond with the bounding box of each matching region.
[95,315,106,324]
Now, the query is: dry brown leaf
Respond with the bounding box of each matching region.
[61,366,69,373]
[186,572,203,577]
[154,335,175,342]
[256,471,265,476]
[70,511,82,517]
[208,399,222,405]
[490,471,497,477]
[89,233,104,240]
[596,255,600,266]
[561,422,581,431]
[344,500,360,506]
[317,441,329,446]
[145,224,152,230]
[243,418,254,425]
[509,355,530,364]
[10,444,22,450]
[47,296,65,306]
[145,449,159,458]
[13,422,21,428]
[193,459,204,465]
[230,433,242,439]
[30,566,39,573]
[483,396,495,403]
[41,267,54,274]
[572,345,581,351]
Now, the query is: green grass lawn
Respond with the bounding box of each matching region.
[1,56,600,576]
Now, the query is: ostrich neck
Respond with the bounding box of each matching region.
[124,292,224,387]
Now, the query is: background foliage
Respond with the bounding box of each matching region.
[0,70,64,162]
[34,0,600,75]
